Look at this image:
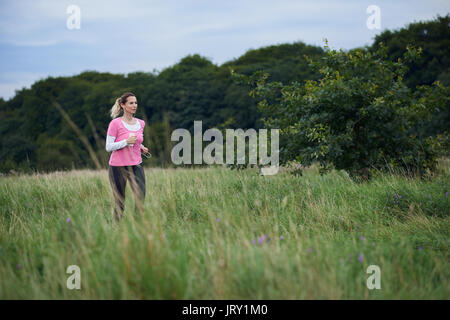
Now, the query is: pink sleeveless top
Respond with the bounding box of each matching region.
[107,117,145,166]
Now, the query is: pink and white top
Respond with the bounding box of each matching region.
[106,117,145,166]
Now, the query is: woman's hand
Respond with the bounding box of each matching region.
[126,135,137,144]
[141,145,149,153]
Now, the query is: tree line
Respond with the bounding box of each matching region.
[0,15,448,174]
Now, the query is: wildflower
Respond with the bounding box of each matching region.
[418,246,422,251]
[358,253,363,263]
[66,217,71,223]
[217,218,220,222]
[280,235,284,240]
[360,236,365,241]
[446,192,448,198]
[251,239,255,245]
[258,237,263,245]
[308,247,312,253]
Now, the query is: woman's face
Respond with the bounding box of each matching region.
[121,96,138,115]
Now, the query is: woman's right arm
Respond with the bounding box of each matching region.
[106,120,129,152]
[105,135,128,152]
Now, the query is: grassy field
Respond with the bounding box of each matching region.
[0,159,449,299]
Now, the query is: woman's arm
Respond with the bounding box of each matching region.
[139,120,147,152]
[105,135,128,152]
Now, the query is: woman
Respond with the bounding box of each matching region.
[106,92,149,221]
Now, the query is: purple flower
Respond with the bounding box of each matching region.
[418,246,422,251]
[360,236,365,241]
[358,253,363,263]
[251,239,255,245]
[217,218,220,222]
[308,247,312,253]
[446,192,448,198]
[66,217,71,223]
[258,237,263,245]
[280,235,284,240]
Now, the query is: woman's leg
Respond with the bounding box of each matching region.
[108,165,127,221]
[128,164,146,216]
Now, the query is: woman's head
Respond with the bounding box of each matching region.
[110,92,137,119]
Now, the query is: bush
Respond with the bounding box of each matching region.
[231,41,449,182]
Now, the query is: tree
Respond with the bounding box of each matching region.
[35,133,79,172]
[372,15,450,88]
[371,15,450,139]
[232,42,449,181]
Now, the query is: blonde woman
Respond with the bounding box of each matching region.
[106,92,149,221]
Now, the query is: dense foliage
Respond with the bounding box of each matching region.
[371,15,450,138]
[0,17,448,174]
[0,42,323,173]
[232,42,448,181]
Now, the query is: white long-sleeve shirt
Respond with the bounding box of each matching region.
[105,119,145,152]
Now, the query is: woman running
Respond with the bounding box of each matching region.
[106,92,149,221]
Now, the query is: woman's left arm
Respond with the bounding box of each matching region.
[140,121,148,152]
[140,120,147,150]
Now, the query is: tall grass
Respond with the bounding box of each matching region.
[0,159,448,299]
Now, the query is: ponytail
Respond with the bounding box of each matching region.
[110,98,122,119]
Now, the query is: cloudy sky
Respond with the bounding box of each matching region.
[0,0,448,100]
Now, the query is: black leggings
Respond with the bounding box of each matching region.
[108,164,146,220]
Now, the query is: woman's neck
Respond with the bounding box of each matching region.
[122,113,134,122]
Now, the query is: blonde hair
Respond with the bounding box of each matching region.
[110,92,136,119]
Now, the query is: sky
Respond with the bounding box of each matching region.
[0,0,449,101]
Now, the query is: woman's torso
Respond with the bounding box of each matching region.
[109,117,144,166]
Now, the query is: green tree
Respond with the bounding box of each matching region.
[232,42,449,181]
[372,15,450,138]
[372,15,450,88]
[35,133,81,172]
